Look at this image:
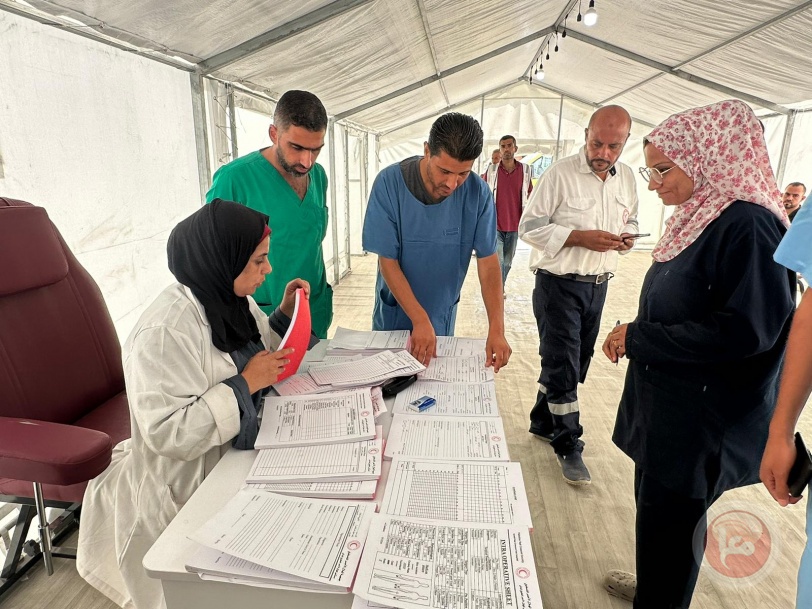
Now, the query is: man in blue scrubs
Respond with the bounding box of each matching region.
[362,112,511,371]
[761,201,812,605]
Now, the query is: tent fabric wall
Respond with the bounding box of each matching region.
[3,0,812,338]
[0,9,202,340]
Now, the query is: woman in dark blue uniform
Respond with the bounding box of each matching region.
[601,100,794,608]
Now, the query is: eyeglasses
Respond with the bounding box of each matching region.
[638,165,677,184]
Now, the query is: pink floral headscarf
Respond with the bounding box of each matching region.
[647,99,788,262]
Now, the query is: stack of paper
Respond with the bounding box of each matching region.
[353,515,543,609]
[380,457,531,526]
[246,436,383,483]
[384,415,509,461]
[187,490,376,592]
[247,479,378,500]
[326,327,410,356]
[256,389,376,449]
[308,350,424,388]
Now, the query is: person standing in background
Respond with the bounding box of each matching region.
[519,105,639,485]
[206,90,333,338]
[485,135,533,291]
[782,181,806,222]
[481,148,502,179]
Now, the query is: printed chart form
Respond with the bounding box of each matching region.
[354,515,543,609]
[257,389,375,448]
[392,382,498,416]
[331,328,410,351]
[191,490,376,589]
[247,479,378,499]
[419,355,494,384]
[310,350,424,388]
[381,458,531,526]
[246,437,382,483]
[434,337,486,358]
[384,415,509,461]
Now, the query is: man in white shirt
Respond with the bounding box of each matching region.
[519,105,640,485]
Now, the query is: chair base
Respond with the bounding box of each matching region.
[0,496,79,598]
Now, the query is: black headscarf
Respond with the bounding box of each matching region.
[167,199,270,353]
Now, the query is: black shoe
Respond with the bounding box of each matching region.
[557,452,591,486]
[529,425,555,443]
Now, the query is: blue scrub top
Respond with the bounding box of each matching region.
[774,205,812,608]
[775,203,812,273]
[362,160,496,335]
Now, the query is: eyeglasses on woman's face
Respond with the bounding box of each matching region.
[638,165,677,185]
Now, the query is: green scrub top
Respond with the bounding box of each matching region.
[206,150,333,338]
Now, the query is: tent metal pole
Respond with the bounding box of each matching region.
[360,133,369,252]
[190,72,212,203]
[200,0,374,74]
[0,3,196,72]
[478,95,486,175]
[226,84,239,161]
[334,28,554,121]
[555,94,564,162]
[776,111,797,188]
[328,120,341,285]
[522,0,579,79]
[523,77,657,129]
[599,1,812,106]
[344,127,351,274]
[565,30,790,115]
[382,80,522,137]
[374,134,380,179]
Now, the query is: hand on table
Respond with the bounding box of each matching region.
[410,320,437,367]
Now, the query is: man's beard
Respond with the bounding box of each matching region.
[277,148,310,178]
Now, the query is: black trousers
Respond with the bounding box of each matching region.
[634,467,721,609]
[530,271,608,455]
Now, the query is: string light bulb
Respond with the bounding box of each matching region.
[584,0,598,26]
[534,65,545,81]
[576,0,582,22]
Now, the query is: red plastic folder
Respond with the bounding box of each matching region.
[275,288,311,382]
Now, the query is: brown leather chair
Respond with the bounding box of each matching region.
[0,198,130,595]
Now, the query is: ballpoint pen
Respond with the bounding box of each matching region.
[615,320,621,366]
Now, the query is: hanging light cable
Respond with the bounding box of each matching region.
[576,0,583,22]
[533,59,545,81]
[584,0,598,26]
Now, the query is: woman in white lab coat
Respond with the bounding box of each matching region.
[77,200,309,609]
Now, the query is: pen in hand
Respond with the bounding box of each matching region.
[615,320,621,366]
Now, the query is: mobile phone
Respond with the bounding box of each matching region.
[623,233,651,239]
[381,374,418,398]
[788,431,812,497]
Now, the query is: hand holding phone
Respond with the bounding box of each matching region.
[622,233,650,240]
[788,432,812,497]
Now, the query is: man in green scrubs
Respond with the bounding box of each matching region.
[206,90,332,337]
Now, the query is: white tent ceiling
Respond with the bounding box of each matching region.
[4,0,812,134]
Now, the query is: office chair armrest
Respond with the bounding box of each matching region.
[0,417,113,486]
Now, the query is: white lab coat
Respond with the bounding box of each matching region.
[77,283,280,609]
